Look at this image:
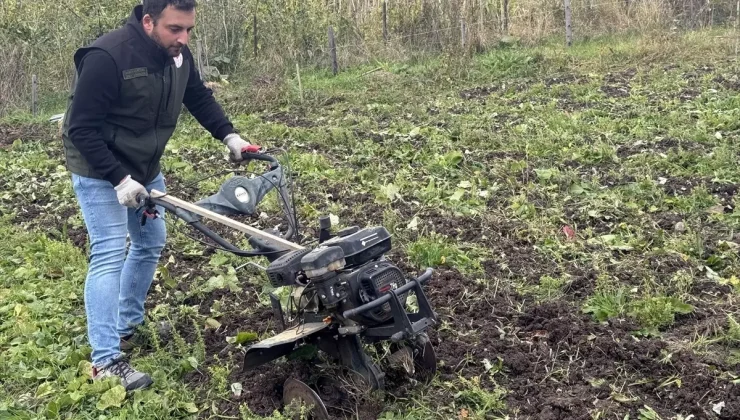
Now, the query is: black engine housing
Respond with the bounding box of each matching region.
[321,226,391,268]
[340,260,408,325]
[264,226,408,325]
[266,248,312,288]
[265,227,392,288]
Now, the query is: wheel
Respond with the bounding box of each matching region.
[282,378,330,419]
[411,334,437,383]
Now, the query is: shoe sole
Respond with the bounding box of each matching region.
[125,376,153,391]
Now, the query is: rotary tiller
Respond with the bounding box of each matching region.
[141,147,438,418]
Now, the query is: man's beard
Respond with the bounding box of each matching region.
[150,30,182,57]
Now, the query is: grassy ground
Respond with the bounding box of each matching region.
[2,29,740,420]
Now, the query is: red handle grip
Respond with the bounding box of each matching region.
[242,144,262,153]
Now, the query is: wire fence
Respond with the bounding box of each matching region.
[2,0,739,116]
[267,0,739,76]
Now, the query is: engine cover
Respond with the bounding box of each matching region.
[266,248,312,287]
[321,227,391,268]
[342,260,407,325]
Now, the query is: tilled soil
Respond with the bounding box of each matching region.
[420,269,738,420]
[0,122,54,148]
[163,262,739,419]
[77,154,739,419]
[4,61,740,420]
[166,274,390,419]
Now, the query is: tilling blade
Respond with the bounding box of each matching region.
[388,346,415,375]
[413,338,437,383]
[282,378,329,419]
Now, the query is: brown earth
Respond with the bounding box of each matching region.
[261,110,316,128]
[136,148,740,419]
[3,61,740,420]
[0,122,55,148]
[165,262,739,419]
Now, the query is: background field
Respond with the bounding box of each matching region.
[2,0,739,116]
[2,2,740,419]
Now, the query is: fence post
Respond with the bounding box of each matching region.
[461,19,466,49]
[479,0,484,35]
[382,1,388,44]
[296,63,303,102]
[736,0,739,56]
[328,26,338,75]
[253,15,258,57]
[564,0,573,47]
[31,74,37,116]
[196,39,205,80]
[503,0,509,34]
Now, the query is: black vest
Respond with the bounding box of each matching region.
[61,5,190,185]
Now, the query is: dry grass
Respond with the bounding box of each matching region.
[2,0,736,118]
[508,0,685,43]
[0,45,28,117]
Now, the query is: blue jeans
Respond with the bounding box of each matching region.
[72,172,166,368]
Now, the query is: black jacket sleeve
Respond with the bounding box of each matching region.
[67,50,129,186]
[182,47,235,141]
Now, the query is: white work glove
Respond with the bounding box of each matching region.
[223,133,251,162]
[114,175,149,208]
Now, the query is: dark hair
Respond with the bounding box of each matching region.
[143,0,197,22]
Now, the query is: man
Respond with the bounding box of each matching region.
[60,0,250,391]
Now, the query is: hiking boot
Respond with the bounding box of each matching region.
[92,356,153,391]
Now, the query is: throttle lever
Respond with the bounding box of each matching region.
[139,200,160,226]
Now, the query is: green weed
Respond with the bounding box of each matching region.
[3,26,740,420]
[406,234,485,274]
